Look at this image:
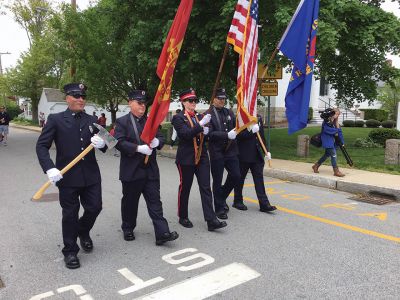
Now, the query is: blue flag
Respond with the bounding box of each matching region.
[279,0,320,134]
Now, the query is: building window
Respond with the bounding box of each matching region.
[319,77,329,96]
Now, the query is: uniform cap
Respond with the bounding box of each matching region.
[63,83,87,96]
[128,90,147,102]
[215,87,227,99]
[179,88,197,102]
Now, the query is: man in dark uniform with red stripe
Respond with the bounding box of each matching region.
[172,88,227,231]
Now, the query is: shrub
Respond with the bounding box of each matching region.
[365,119,381,128]
[342,120,355,127]
[308,107,313,122]
[354,120,365,127]
[353,137,382,148]
[381,120,396,128]
[368,128,400,146]
[3,104,23,120]
[360,109,388,121]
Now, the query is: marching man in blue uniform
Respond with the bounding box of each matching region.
[114,90,178,245]
[232,115,277,212]
[208,88,242,219]
[36,83,106,269]
[172,88,227,231]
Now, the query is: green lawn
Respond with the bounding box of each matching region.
[265,127,400,175]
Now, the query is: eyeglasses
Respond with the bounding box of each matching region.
[70,94,86,100]
[185,98,198,104]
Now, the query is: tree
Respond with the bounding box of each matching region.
[378,77,400,121]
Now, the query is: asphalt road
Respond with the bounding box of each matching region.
[1,128,399,300]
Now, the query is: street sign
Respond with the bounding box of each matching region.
[258,64,282,80]
[260,80,278,96]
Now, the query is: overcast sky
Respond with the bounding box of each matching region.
[0,0,399,71]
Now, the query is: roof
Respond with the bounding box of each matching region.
[43,88,65,103]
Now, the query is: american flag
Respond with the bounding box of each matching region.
[227,0,259,131]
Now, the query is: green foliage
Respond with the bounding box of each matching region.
[381,120,396,128]
[269,126,400,174]
[12,116,39,126]
[4,103,23,120]
[353,137,382,148]
[377,78,400,121]
[308,107,313,122]
[355,120,365,127]
[368,128,400,146]
[360,109,389,121]
[365,119,381,128]
[343,120,355,127]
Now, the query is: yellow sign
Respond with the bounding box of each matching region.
[258,64,283,79]
[260,81,278,96]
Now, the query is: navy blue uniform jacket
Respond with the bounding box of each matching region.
[36,109,104,187]
[208,106,238,160]
[172,111,208,166]
[237,115,266,163]
[114,113,164,182]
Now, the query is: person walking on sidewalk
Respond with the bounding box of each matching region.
[172,88,227,232]
[312,108,345,177]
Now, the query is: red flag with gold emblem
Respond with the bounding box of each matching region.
[141,0,194,144]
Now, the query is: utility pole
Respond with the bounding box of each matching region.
[0,52,11,106]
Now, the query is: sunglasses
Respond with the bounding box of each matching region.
[185,98,198,104]
[70,94,86,100]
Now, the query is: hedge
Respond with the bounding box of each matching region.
[365,119,381,128]
[354,120,365,127]
[342,120,355,127]
[368,128,400,146]
[359,109,388,122]
[381,120,396,128]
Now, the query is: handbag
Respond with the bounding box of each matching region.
[310,133,322,148]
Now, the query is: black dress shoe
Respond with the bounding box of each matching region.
[223,203,230,212]
[232,202,248,211]
[156,231,179,246]
[207,219,227,231]
[179,218,193,228]
[64,254,80,269]
[79,235,93,252]
[217,212,228,219]
[123,231,135,241]
[260,204,277,212]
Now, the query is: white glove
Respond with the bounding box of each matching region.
[91,135,105,149]
[251,124,260,134]
[265,152,272,160]
[137,145,153,156]
[227,129,237,140]
[199,114,211,126]
[203,126,209,135]
[150,137,160,148]
[46,168,63,185]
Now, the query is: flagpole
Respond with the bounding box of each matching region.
[256,132,272,167]
[260,44,280,79]
[209,42,230,105]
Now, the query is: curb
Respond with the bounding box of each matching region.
[263,168,400,201]
[10,123,42,133]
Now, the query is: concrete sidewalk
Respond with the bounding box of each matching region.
[12,123,399,201]
[159,147,400,201]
